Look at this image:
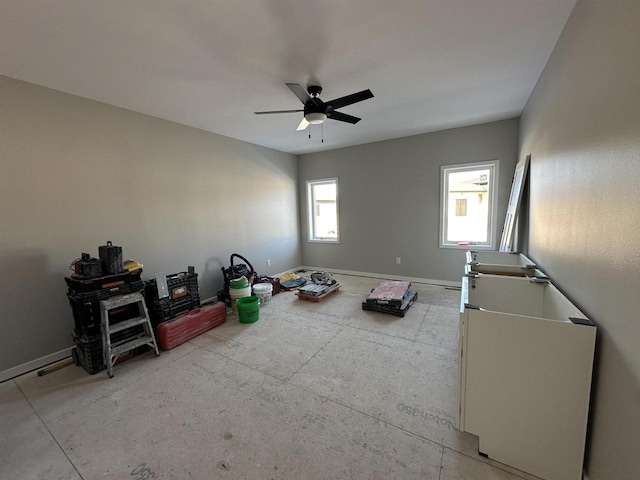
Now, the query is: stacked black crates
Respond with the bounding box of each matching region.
[66,270,144,374]
[70,333,103,375]
[144,271,200,329]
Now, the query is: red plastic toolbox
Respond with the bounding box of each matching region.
[157,302,226,350]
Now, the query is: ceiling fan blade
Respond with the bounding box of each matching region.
[286,83,311,104]
[296,117,310,131]
[254,109,303,115]
[327,111,361,124]
[325,89,373,110]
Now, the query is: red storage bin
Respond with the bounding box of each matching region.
[157,302,226,350]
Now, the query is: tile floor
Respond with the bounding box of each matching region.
[0,274,541,480]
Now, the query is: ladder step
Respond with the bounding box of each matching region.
[101,292,145,310]
[108,316,148,334]
[110,334,156,358]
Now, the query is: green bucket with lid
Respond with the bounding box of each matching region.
[230,277,249,289]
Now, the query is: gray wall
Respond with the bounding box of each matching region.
[0,76,301,373]
[519,0,640,478]
[298,119,519,282]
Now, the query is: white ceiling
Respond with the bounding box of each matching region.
[0,0,576,155]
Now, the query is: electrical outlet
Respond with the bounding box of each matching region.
[267,259,271,267]
[396,257,401,265]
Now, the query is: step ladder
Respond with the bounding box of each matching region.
[100,292,159,378]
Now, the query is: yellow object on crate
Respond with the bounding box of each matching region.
[123,259,143,272]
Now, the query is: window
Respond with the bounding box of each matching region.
[440,160,499,249]
[307,178,339,242]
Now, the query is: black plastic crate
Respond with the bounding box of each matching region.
[362,290,418,317]
[68,293,144,337]
[65,270,142,294]
[72,333,105,375]
[149,293,200,327]
[69,280,144,302]
[68,295,101,336]
[109,323,146,343]
[145,272,199,303]
[72,326,147,375]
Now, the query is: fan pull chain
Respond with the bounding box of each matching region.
[305,124,325,142]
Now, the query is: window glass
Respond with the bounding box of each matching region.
[307,178,339,242]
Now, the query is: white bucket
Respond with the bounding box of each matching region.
[252,283,273,306]
[229,285,252,313]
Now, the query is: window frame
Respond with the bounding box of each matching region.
[439,160,499,250]
[306,177,340,243]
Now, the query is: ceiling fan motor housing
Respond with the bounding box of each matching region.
[307,85,322,97]
[304,99,325,115]
[304,88,328,124]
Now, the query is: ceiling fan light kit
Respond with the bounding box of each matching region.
[305,112,327,124]
[255,83,374,138]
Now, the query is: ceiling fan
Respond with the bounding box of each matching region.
[254,83,374,131]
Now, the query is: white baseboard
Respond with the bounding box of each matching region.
[273,266,305,279]
[0,347,73,383]
[294,266,461,288]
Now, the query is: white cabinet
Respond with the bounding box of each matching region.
[458,272,596,480]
